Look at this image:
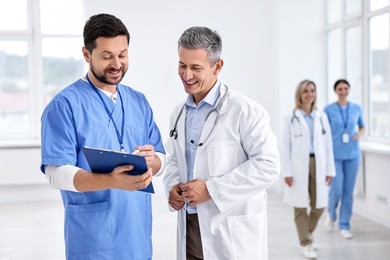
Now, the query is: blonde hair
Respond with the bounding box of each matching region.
[294,79,317,110]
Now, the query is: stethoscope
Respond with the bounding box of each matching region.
[291,109,326,137]
[169,86,229,146]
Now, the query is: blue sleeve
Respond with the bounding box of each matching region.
[357,104,365,128]
[40,98,78,172]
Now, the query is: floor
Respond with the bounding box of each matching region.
[1,179,390,260]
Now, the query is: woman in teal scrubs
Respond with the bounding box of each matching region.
[324,79,365,239]
[40,14,165,259]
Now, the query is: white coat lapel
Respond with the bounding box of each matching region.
[197,84,229,149]
[217,83,228,117]
[296,109,309,131]
[177,105,187,156]
[197,110,218,149]
[312,109,321,136]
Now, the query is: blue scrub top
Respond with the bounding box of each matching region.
[324,102,364,160]
[41,78,164,260]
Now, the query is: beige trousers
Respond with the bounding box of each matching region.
[294,156,325,246]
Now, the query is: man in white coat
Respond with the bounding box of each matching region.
[163,26,280,260]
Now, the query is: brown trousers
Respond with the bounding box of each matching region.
[294,156,325,246]
[186,213,204,260]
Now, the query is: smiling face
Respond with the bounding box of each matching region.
[83,35,128,89]
[300,83,316,107]
[178,47,223,104]
[335,82,350,101]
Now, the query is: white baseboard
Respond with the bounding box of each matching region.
[354,206,390,230]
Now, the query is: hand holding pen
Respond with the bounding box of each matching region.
[132,144,157,172]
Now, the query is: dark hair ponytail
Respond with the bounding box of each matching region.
[334,79,350,91]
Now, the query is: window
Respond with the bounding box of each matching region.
[0,0,28,30]
[370,0,389,11]
[328,0,342,24]
[326,26,363,105]
[0,41,30,138]
[369,14,389,138]
[0,0,85,145]
[346,26,363,104]
[327,29,343,103]
[346,0,362,15]
[326,0,390,143]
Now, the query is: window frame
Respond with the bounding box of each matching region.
[0,0,84,147]
[326,0,390,144]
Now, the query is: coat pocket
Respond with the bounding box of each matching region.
[207,140,238,176]
[227,213,266,259]
[66,201,113,255]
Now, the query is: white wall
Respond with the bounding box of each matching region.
[0,0,326,193]
[354,144,390,228]
[269,0,327,192]
[84,0,280,138]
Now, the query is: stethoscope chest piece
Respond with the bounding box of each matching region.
[169,85,229,145]
[170,129,178,139]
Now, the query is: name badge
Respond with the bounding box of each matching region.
[342,132,349,144]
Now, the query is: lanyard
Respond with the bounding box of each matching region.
[85,74,126,152]
[337,102,349,131]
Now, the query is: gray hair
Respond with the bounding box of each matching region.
[178,26,222,66]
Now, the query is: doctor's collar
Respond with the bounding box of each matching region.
[299,108,315,118]
[185,80,221,108]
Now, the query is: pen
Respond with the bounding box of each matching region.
[132,149,140,155]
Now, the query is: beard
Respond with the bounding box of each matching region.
[90,62,127,86]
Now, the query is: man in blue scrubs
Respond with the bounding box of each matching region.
[40,13,165,260]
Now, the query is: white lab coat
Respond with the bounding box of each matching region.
[281,109,335,208]
[164,85,280,260]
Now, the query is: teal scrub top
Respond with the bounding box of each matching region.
[40,78,164,260]
[324,102,364,160]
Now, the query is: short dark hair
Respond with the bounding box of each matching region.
[83,13,130,53]
[333,79,350,91]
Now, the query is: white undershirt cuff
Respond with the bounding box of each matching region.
[154,152,166,176]
[45,165,80,192]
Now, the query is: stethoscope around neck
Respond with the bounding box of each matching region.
[291,109,326,137]
[169,86,229,146]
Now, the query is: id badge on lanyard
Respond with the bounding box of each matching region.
[338,103,350,144]
[342,131,349,144]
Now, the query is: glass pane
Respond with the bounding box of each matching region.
[370,0,389,11]
[346,26,362,104]
[40,0,84,34]
[0,0,27,30]
[327,0,342,24]
[42,38,84,103]
[369,14,389,138]
[327,29,342,103]
[346,0,362,15]
[0,41,30,137]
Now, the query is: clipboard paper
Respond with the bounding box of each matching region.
[82,146,154,193]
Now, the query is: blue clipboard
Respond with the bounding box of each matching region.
[82,146,154,193]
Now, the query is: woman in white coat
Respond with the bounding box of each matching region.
[164,26,280,260]
[281,80,335,259]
